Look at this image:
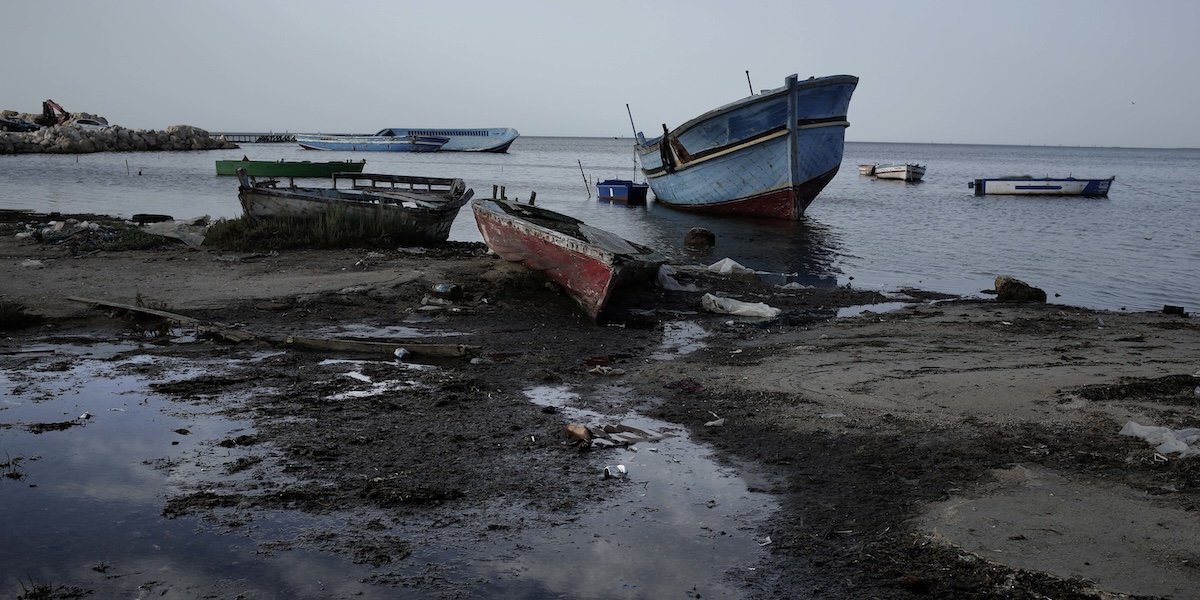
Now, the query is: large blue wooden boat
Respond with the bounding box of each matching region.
[296,131,448,152]
[634,74,859,220]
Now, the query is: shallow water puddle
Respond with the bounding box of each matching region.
[2,339,776,598]
[0,344,385,598]
[507,384,778,599]
[836,301,911,318]
[312,322,467,340]
[648,320,709,360]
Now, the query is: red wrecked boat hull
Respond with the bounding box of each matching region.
[471,198,667,319]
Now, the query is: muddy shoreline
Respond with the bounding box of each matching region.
[4,213,1200,598]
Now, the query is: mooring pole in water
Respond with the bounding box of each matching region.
[578,160,591,199]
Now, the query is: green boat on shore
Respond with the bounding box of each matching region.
[215,158,366,177]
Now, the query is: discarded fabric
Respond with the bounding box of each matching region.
[1119,421,1200,457]
[701,293,781,318]
[707,258,755,275]
[656,265,700,291]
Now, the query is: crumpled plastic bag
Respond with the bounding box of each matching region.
[700,293,781,318]
[656,264,699,291]
[707,258,755,275]
[1118,421,1200,457]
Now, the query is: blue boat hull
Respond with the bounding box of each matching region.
[596,179,649,205]
[635,74,858,220]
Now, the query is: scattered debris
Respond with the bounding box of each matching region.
[1119,421,1200,457]
[603,464,627,479]
[431,283,463,301]
[564,424,593,448]
[588,365,626,376]
[701,293,781,318]
[285,336,478,360]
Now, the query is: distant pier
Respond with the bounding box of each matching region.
[213,133,296,144]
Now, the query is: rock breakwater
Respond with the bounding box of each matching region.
[0,123,238,154]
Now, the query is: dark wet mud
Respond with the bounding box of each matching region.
[4,233,1198,598]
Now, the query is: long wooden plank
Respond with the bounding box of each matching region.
[66,296,478,358]
[67,296,201,323]
[68,296,256,342]
[285,335,479,358]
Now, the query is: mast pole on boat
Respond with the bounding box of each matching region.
[746,70,753,94]
[626,103,642,182]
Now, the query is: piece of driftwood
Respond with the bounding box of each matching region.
[285,335,479,358]
[68,296,201,323]
[66,296,479,358]
[67,296,254,342]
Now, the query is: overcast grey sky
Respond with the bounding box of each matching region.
[4,0,1195,148]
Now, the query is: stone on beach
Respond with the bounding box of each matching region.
[993,275,1047,303]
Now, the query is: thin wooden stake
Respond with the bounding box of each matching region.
[578,160,591,199]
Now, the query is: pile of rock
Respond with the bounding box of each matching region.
[0,121,238,154]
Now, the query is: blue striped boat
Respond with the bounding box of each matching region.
[969,177,1115,197]
[372,127,519,152]
[634,74,858,220]
[296,132,447,152]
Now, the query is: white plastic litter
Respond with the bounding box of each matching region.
[701,293,781,318]
[656,265,699,291]
[707,257,755,275]
[1119,421,1200,457]
[603,464,627,479]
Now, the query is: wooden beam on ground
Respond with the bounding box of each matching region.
[285,335,479,358]
[67,296,255,342]
[67,296,201,323]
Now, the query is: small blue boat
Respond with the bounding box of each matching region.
[635,73,859,220]
[969,176,1114,197]
[295,131,447,152]
[596,179,649,205]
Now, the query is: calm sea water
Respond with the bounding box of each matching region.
[2,138,1197,312]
